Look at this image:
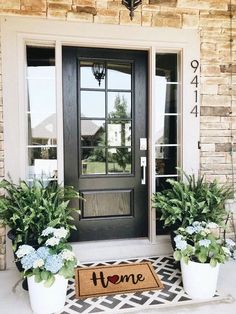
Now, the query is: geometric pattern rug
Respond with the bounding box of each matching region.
[58,255,225,314]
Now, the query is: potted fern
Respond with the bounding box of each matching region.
[0,179,81,255]
[152,170,232,231]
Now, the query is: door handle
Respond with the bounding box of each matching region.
[141,157,147,185]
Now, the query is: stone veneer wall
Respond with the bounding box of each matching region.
[0,0,235,269]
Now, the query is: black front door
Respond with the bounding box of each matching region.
[63,47,148,241]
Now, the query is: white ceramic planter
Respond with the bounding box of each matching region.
[28,275,68,314]
[180,259,220,300]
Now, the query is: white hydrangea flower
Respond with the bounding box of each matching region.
[206,222,218,229]
[222,246,231,256]
[33,258,44,269]
[225,239,236,248]
[15,245,35,258]
[60,249,75,261]
[41,227,55,237]
[53,227,68,239]
[176,239,187,251]
[186,226,195,234]
[45,237,60,247]
[199,239,211,248]
[174,235,183,243]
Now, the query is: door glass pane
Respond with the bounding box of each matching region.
[156,53,178,82]
[80,60,105,89]
[81,91,105,118]
[155,79,178,114]
[28,147,57,180]
[155,146,178,175]
[155,116,177,145]
[81,148,106,174]
[82,190,132,217]
[108,121,131,147]
[108,148,131,174]
[81,120,105,147]
[27,46,57,182]
[107,63,131,90]
[108,92,131,118]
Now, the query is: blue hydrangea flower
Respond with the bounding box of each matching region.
[45,254,63,274]
[21,252,39,271]
[36,247,50,260]
[199,239,211,248]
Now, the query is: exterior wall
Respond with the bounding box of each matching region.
[0,0,235,269]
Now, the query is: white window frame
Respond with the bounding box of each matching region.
[1,16,200,264]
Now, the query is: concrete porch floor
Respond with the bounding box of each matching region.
[0,259,235,314]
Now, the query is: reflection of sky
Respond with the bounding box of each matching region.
[155,76,167,144]
[27,67,56,128]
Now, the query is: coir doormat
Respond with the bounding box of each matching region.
[75,262,164,298]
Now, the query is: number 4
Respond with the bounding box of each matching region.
[190,105,198,117]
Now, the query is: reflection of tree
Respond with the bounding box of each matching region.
[109,94,131,172]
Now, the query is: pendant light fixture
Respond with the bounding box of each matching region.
[122,0,142,20]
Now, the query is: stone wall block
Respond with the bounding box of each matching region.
[94,8,120,24]
[2,0,20,10]
[72,5,97,15]
[182,13,199,28]
[202,95,231,107]
[152,12,182,28]
[72,0,95,5]
[21,0,46,11]
[200,106,231,116]
[67,12,94,22]
[120,10,142,25]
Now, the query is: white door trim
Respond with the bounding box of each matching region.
[1,16,200,266]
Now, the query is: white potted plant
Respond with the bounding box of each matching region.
[15,226,77,314]
[173,221,236,300]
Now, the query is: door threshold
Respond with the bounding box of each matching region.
[72,235,172,263]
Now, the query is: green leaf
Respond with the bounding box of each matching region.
[41,271,50,281]
[44,275,55,288]
[210,258,217,267]
[173,250,182,261]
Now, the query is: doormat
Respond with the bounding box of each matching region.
[75,262,163,298]
[59,256,231,314]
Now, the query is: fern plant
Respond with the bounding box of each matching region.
[0,179,81,250]
[152,170,232,229]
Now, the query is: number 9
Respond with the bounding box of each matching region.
[191,60,199,73]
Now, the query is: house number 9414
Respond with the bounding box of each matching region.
[190,60,199,117]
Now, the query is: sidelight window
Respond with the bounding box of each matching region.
[26,46,57,182]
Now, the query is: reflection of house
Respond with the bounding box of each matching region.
[81,120,104,146]
[31,113,56,145]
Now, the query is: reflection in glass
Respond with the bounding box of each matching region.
[107,63,131,90]
[81,120,105,147]
[28,147,57,179]
[81,148,105,174]
[81,91,105,118]
[108,92,131,118]
[108,121,131,147]
[155,115,177,145]
[155,146,177,175]
[155,77,178,114]
[80,60,105,89]
[27,68,56,146]
[108,148,131,174]
[82,190,131,217]
[156,53,178,82]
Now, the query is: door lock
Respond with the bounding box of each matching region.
[141,157,147,185]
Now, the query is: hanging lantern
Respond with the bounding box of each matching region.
[122,0,142,20]
[92,62,105,86]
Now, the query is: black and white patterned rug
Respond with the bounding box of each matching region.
[58,255,224,314]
